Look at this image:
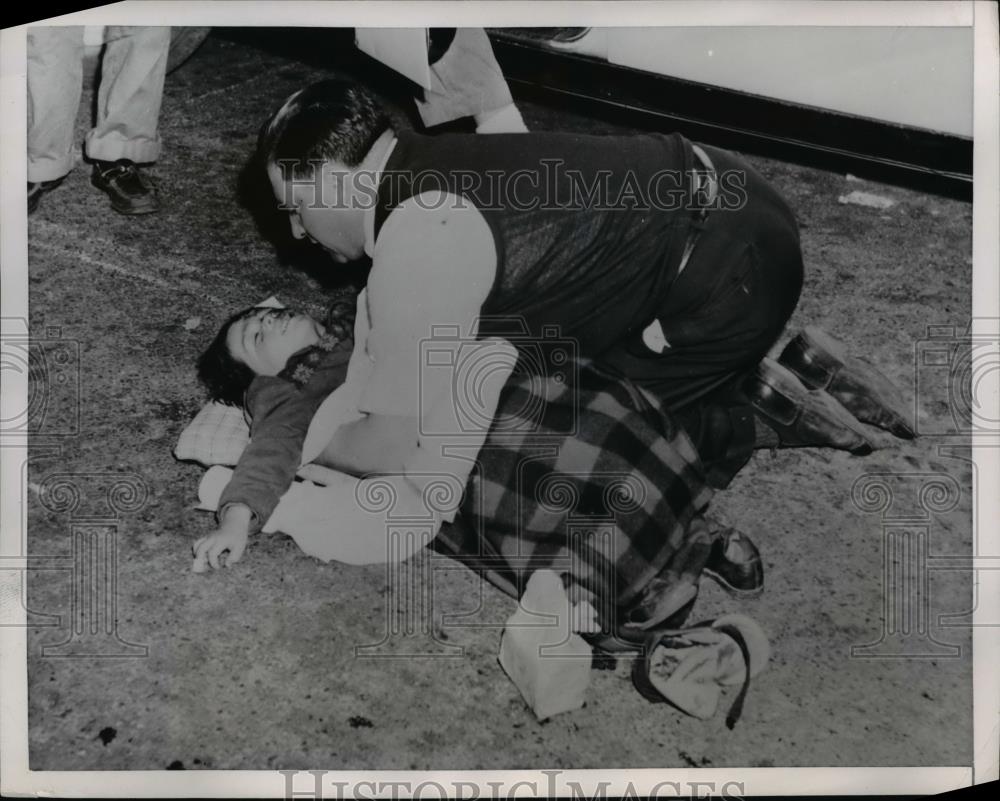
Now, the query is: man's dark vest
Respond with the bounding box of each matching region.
[373,130,699,357]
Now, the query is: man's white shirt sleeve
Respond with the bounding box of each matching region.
[359,190,497,419]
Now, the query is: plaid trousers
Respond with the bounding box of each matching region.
[434,358,716,613]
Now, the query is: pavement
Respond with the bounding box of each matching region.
[24,30,973,770]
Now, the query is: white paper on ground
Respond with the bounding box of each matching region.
[498,570,592,721]
[837,190,896,209]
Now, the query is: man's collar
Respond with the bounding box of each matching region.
[363,136,398,259]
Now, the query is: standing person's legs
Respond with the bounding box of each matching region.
[416,28,527,132]
[86,26,170,164]
[87,26,170,214]
[27,26,84,185]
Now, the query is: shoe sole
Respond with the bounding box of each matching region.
[583,632,643,654]
[110,201,159,216]
[799,326,849,368]
[756,358,875,456]
[703,567,765,599]
[784,328,916,439]
[756,357,820,405]
[754,358,874,454]
[587,591,698,653]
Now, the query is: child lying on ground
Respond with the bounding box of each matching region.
[190,296,762,642]
[192,298,360,571]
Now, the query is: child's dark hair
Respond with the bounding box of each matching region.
[197,307,259,407]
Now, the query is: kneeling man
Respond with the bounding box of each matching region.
[257,79,912,487]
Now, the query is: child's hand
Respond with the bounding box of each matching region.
[192,505,251,572]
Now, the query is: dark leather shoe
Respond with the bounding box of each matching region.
[746,358,874,455]
[704,526,764,598]
[779,327,915,439]
[585,581,698,653]
[91,160,159,215]
[622,579,698,632]
[27,177,66,215]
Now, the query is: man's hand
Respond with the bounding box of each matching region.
[192,504,252,573]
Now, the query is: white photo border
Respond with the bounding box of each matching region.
[2,1,997,797]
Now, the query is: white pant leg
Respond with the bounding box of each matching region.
[415,28,518,128]
[27,26,84,183]
[85,26,170,164]
[264,473,437,566]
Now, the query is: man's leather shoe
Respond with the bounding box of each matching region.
[622,579,698,632]
[746,358,874,454]
[585,580,698,652]
[779,327,915,439]
[704,526,764,598]
[27,177,65,215]
[91,159,159,215]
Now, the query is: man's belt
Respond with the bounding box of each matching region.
[677,144,718,277]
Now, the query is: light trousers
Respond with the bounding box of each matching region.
[27,26,170,182]
[415,28,516,128]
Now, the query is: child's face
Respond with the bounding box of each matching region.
[226,307,324,376]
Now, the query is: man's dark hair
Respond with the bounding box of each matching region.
[257,79,394,179]
[197,306,260,407]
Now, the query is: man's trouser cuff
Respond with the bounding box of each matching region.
[85,133,162,165]
[28,153,77,184]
